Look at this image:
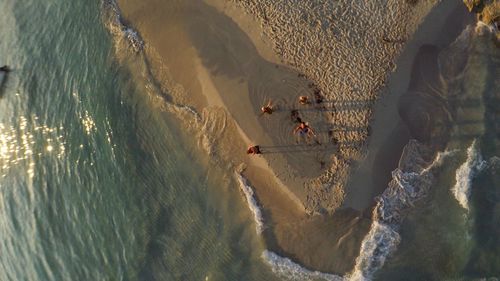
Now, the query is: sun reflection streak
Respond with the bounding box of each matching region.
[82,110,96,136]
[0,116,66,179]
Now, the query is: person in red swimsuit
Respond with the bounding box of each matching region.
[247,145,262,155]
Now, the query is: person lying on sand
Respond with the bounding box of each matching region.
[294,122,320,144]
[293,122,315,137]
[299,96,310,105]
[260,100,274,115]
[247,145,262,155]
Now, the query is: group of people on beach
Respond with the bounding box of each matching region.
[247,93,323,155]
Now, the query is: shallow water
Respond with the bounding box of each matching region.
[375,24,500,281]
[0,0,277,280]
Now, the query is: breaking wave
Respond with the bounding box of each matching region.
[347,140,452,281]
[262,250,343,281]
[235,173,345,280]
[452,140,487,211]
[235,173,264,234]
[101,0,223,159]
[101,1,494,280]
[476,20,499,34]
[237,141,455,281]
[347,222,400,281]
[235,141,458,281]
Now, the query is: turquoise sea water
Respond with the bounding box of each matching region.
[1,0,499,281]
[0,0,277,280]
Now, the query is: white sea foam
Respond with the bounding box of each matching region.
[234,173,345,279]
[236,141,454,281]
[422,149,459,174]
[347,221,400,281]
[235,173,264,234]
[476,20,499,34]
[452,140,487,211]
[235,173,347,280]
[102,0,144,52]
[262,250,344,281]
[348,140,451,280]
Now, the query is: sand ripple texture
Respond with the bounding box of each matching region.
[230,0,439,212]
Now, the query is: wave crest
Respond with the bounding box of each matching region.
[452,140,487,211]
[262,250,343,281]
[348,140,450,280]
[235,173,264,234]
[102,0,144,52]
[347,222,400,281]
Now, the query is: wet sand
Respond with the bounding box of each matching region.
[115,0,470,274]
[115,0,448,216]
[344,1,473,210]
[226,0,443,214]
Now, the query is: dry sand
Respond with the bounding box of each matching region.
[114,0,469,274]
[221,0,444,214]
[117,0,441,214]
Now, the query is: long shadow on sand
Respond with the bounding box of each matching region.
[273,99,375,112]
[260,143,338,154]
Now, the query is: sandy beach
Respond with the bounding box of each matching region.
[115,0,476,274]
[1,0,498,280]
[343,1,473,210]
[116,0,441,212]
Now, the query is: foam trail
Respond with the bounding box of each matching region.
[347,140,453,281]
[452,140,487,211]
[347,222,400,281]
[101,0,144,52]
[237,142,454,281]
[235,174,346,280]
[262,250,344,281]
[476,20,499,34]
[235,173,264,234]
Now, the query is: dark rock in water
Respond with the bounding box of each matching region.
[464,0,500,26]
[463,0,485,13]
[479,1,500,25]
[0,65,10,72]
[463,0,499,47]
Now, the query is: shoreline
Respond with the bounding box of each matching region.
[115,0,445,217]
[219,0,444,214]
[113,0,474,274]
[343,0,473,210]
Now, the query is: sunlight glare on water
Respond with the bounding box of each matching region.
[0,116,65,179]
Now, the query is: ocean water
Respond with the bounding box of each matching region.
[1,0,499,281]
[374,23,500,281]
[0,0,278,280]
